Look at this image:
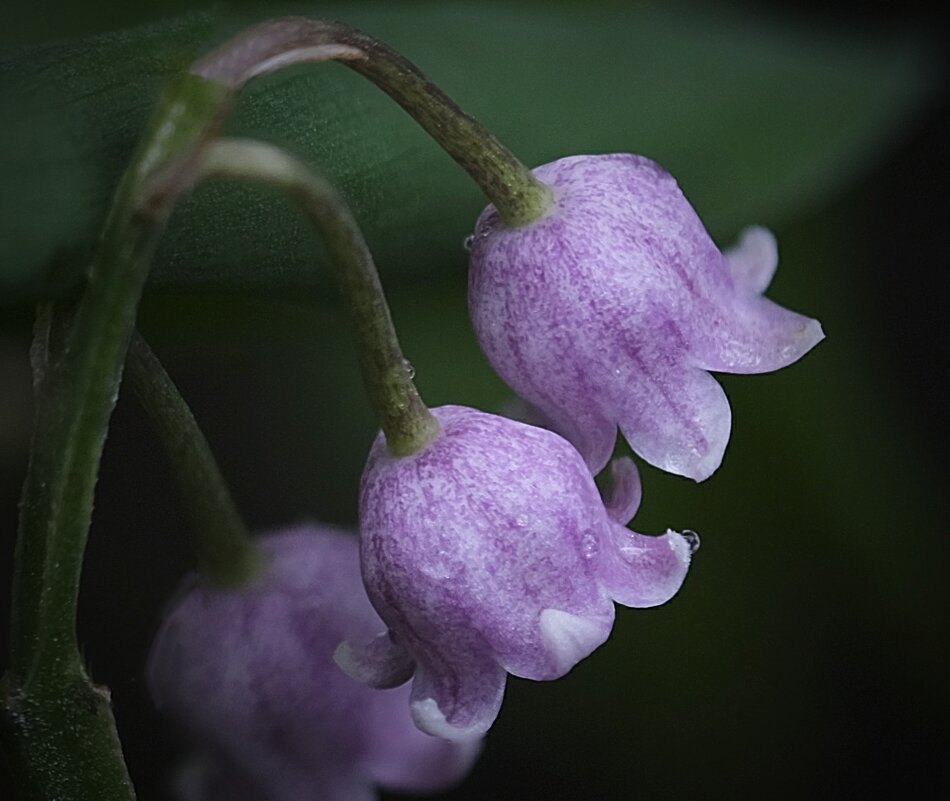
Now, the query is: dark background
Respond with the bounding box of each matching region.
[1,1,948,799]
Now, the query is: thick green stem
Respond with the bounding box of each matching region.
[198,138,439,456]
[192,17,554,227]
[5,16,491,794]
[9,72,230,681]
[0,673,132,801]
[125,332,263,586]
[2,72,231,801]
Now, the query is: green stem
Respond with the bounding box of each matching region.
[10,69,229,681]
[2,72,230,801]
[192,17,554,227]
[197,138,439,456]
[124,332,263,586]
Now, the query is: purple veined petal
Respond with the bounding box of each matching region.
[598,524,693,608]
[333,632,415,689]
[538,608,614,677]
[469,153,823,482]
[546,404,618,475]
[485,349,618,474]
[602,456,642,525]
[617,360,732,482]
[724,225,778,295]
[409,656,507,742]
[689,292,825,376]
[357,404,696,740]
[490,586,616,682]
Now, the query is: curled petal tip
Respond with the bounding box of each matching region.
[760,311,826,373]
[725,225,778,295]
[538,608,612,678]
[600,525,693,609]
[665,529,695,563]
[802,316,826,351]
[406,647,506,740]
[603,456,643,524]
[619,367,731,483]
[692,298,825,377]
[410,699,489,743]
[681,448,726,484]
[334,633,415,689]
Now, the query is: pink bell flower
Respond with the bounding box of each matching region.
[148,525,480,801]
[469,153,824,480]
[337,406,695,740]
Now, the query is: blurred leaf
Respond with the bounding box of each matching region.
[0,1,936,299]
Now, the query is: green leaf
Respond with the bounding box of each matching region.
[0,2,936,299]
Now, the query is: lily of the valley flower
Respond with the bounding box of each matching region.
[148,525,480,801]
[468,153,824,481]
[336,405,694,741]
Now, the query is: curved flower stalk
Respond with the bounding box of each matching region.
[148,525,480,801]
[337,405,696,741]
[192,16,551,226]
[469,153,825,481]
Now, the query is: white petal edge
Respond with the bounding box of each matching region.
[539,608,611,677]
[333,632,415,689]
[410,699,492,743]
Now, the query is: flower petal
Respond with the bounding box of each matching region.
[602,456,642,525]
[333,632,415,689]
[501,397,618,476]
[544,409,617,475]
[689,293,825,375]
[409,657,507,742]
[598,524,693,608]
[617,363,731,482]
[538,608,613,677]
[724,225,778,295]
